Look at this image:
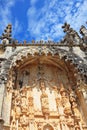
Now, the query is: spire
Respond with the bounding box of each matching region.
[0,24,12,44]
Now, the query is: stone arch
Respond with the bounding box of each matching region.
[43,124,54,130]
[1,46,87,128]
[1,47,85,85]
[7,48,80,90]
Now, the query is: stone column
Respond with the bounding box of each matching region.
[0,84,5,118]
[2,92,12,127]
[2,75,13,129]
[40,82,49,119]
[0,83,5,129]
[76,88,87,125]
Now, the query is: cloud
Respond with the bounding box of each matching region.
[64,0,87,31]
[30,0,39,5]
[27,0,65,41]
[27,0,87,41]
[0,0,15,31]
[0,0,87,42]
[0,0,23,40]
[12,20,23,38]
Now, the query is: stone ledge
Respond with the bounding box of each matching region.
[3,124,10,130]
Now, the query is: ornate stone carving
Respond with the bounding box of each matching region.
[14,96,21,119]
[69,88,85,126]
[6,79,13,94]
[80,25,87,43]
[18,123,22,130]
[20,115,29,126]
[66,116,74,127]
[75,123,80,130]
[55,93,64,115]
[60,84,72,115]
[0,23,87,130]
[40,82,49,117]
[37,122,42,130]
[20,88,28,114]
[72,102,81,120]
[11,120,16,130]
[62,22,80,48]
[0,24,12,45]
[27,87,34,119]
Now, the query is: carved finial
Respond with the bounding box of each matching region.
[40,40,43,44]
[80,25,87,44]
[80,25,87,36]
[32,40,35,44]
[62,22,70,32]
[61,23,80,48]
[0,24,12,44]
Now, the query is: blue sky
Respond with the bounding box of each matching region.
[0,0,87,42]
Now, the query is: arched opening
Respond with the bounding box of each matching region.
[11,54,77,90]
[43,124,54,130]
[3,52,87,130]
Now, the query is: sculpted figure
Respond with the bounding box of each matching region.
[66,116,74,127]
[72,102,85,124]
[28,96,34,119]
[28,98,34,119]
[27,87,33,98]
[56,96,62,107]
[37,122,42,130]
[27,87,34,107]
[41,95,49,113]
[20,88,28,113]
[60,86,72,115]
[40,82,49,115]
[70,90,84,123]
[41,96,49,106]
[20,87,27,97]
[20,115,29,126]
[15,96,21,119]
[56,96,64,114]
[14,90,19,98]
[72,102,80,119]
[21,96,28,113]
[70,94,76,103]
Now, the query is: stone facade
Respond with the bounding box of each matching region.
[0,23,87,130]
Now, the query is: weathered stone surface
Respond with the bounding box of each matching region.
[0,23,87,130]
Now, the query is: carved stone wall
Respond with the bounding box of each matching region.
[8,62,87,130]
[0,23,87,130]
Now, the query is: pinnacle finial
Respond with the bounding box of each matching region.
[0,24,12,44]
[62,22,70,32]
